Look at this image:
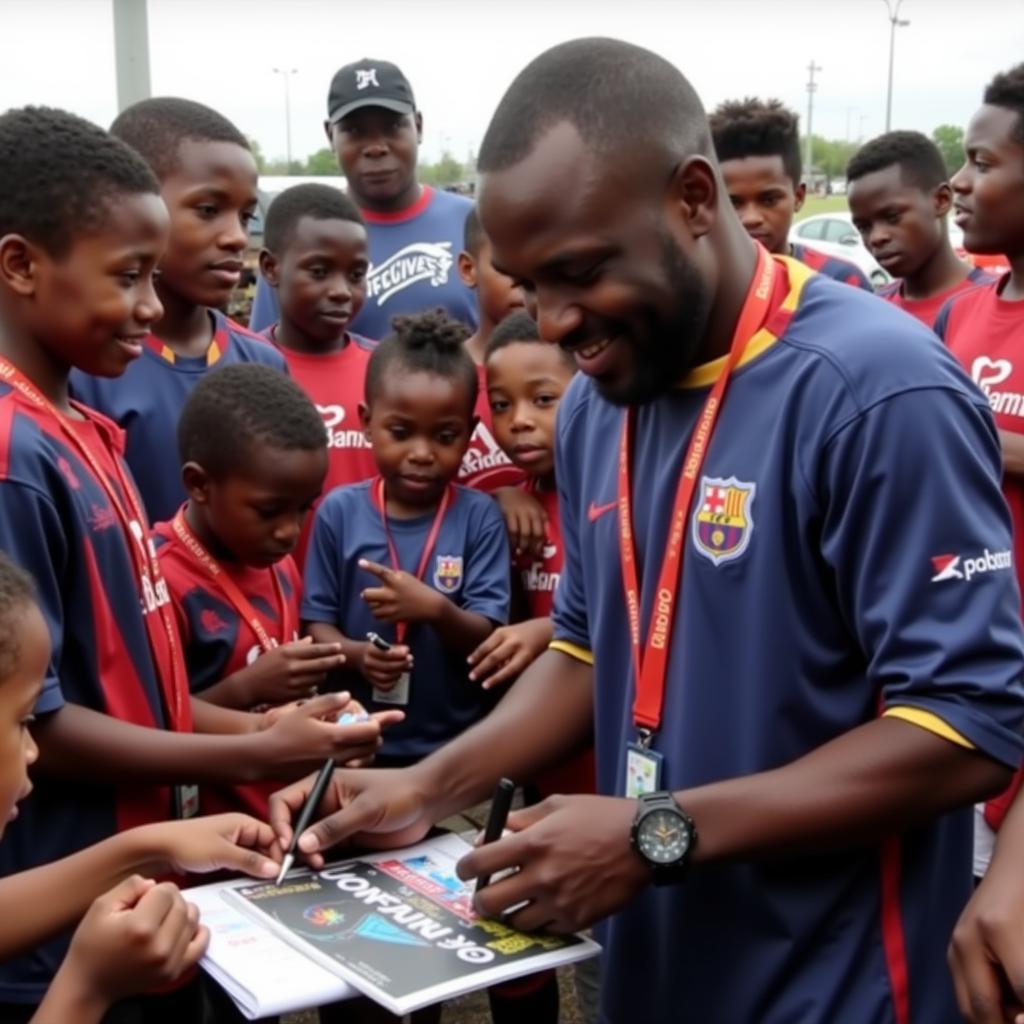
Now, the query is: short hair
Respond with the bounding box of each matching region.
[709,98,802,186]
[110,97,249,179]
[485,311,574,372]
[846,131,948,190]
[478,38,709,175]
[0,106,159,257]
[177,363,326,478]
[264,184,365,254]
[0,552,37,682]
[365,309,478,411]
[984,63,1024,146]
[463,206,484,255]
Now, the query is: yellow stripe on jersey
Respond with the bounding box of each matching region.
[207,339,223,365]
[883,706,976,750]
[677,256,815,390]
[549,640,594,665]
[160,343,176,364]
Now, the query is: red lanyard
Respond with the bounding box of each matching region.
[372,476,452,644]
[619,245,777,734]
[171,508,293,653]
[0,358,188,729]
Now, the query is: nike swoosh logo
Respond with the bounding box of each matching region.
[587,500,618,523]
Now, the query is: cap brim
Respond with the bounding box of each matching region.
[328,97,415,124]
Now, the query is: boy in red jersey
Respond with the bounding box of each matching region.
[259,184,378,566]
[847,131,990,327]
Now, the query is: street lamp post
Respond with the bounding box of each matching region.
[805,61,821,187]
[883,0,910,132]
[272,67,298,170]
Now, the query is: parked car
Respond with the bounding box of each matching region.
[789,212,890,288]
[948,222,1010,277]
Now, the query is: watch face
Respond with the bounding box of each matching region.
[637,808,691,865]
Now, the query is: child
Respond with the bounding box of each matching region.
[934,63,1024,863]
[709,98,873,289]
[258,183,378,565]
[0,106,387,1018]
[0,551,287,1024]
[303,309,510,766]
[71,97,288,524]
[847,130,991,327]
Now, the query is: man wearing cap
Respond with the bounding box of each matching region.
[250,58,477,338]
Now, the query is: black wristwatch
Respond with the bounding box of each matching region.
[630,791,697,885]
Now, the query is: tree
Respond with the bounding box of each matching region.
[932,124,965,176]
[247,136,268,174]
[304,148,342,175]
[419,151,467,188]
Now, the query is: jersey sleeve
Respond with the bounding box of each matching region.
[845,264,874,292]
[301,498,345,625]
[0,481,69,714]
[248,276,280,334]
[550,391,593,660]
[817,387,1024,768]
[458,499,511,625]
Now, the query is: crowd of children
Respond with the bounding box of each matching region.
[0,36,1022,1024]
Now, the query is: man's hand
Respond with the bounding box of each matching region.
[360,559,442,623]
[361,641,414,690]
[468,618,554,690]
[457,794,650,933]
[137,813,281,879]
[230,637,345,706]
[268,767,435,868]
[949,849,1024,1023]
[494,487,548,559]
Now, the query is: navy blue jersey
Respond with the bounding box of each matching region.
[69,310,287,522]
[250,186,478,338]
[551,259,1024,1024]
[0,388,190,1003]
[792,241,874,290]
[302,481,509,758]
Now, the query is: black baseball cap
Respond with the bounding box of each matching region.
[327,59,417,125]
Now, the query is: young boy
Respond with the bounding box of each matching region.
[258,183,378,565]
[0,106,388,1018]
[71,97,288,524]
[709,97,873,289]
[303,309,510,765]
[0,551,287,1023]
[250,59,477,338]
[847,130,991,327]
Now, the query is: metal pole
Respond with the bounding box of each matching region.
[273,68,298,170]
[884,0,909,132]
[805,61,821,186]
[112,0,152,111]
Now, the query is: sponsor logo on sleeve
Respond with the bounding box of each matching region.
[931,548,1011,583]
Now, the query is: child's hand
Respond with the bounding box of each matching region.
[467,618,554,690]
[362,641,414,690]
[233,637,345,707]
[494,486,548,559]
[54,877,207,1014]
[137,813,280,879]
[359,559,442,623]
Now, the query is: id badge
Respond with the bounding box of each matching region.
[625,744,663,798]
[373,671,410,706]
[174,784,200,820]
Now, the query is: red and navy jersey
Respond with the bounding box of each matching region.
[262,327,379,567]
[552,261,1024,1022]
[459,364,525,493]
[879,266,992,328]
[0,388,191,1003]
[791,242,874,290]
[153,518,301,818]
[70,309,288,523]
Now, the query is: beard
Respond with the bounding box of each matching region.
[594,229,712,407]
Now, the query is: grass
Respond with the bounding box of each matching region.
[794,194,849,221]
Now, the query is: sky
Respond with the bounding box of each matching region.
[1,0,1022,166]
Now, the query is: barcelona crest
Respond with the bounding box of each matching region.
[692,476,756,566]
[433,555,464,593]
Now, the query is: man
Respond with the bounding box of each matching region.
[249,58,476,338]
[271,40,1024,1024]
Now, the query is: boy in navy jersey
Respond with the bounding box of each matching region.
[847,131,990,327]
[71,98,287,523]
[0,106,391,1019]
[250,59,476,338]
[710,97,873,289]
[303,310,510,766]
[259,184,378,565]
[272,41,1024,1024]
[0,551,289,1023]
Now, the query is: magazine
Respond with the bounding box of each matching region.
[217,832,601,1016]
